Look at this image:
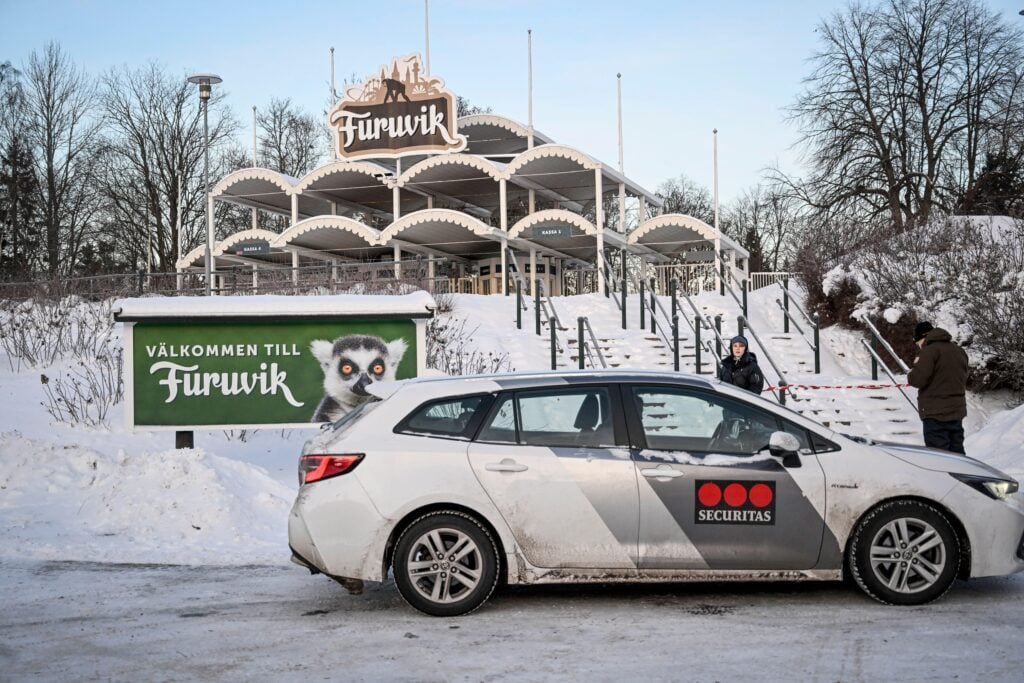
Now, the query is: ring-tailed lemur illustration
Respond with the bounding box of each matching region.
[310,334,408,422]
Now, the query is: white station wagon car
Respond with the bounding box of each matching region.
[288,371,1024,616]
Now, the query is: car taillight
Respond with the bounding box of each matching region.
[299,454,364,485]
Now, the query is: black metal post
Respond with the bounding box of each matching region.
[578,317,586,369]
[783,276,790,333]
[621,285,627,330]
[516,279,522,329]
[639,278,646,330]
[649,278,656,335]
[780,385,787,406]
[175,430,194,449]
[719,259,725,296]
[550,318,557,370]
[813,313,821,374]
[871,336,879,381]
[741,279,748,318]
[714,315,722,357]
[535,282,542,336]
[738,315,745,339]
[672,315,680,371]
[694,315,702,374]
[670,278,678,320]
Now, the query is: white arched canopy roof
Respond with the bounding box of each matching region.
[629,214,750,261]
[293,161,397,217]
[211,167,329,218]
[457,113,555,157]
[379,209,503,257]
[508,209,623,260]
[396,154,505,214]
[271,216,390,260]
[176,244,208,270]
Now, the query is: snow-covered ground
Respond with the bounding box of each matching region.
[1,292,1023,680]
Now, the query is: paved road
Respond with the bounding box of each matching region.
[1,560,1022,682]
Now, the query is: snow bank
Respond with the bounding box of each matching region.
[965,403,1024,479]
[0,433,294,566]
[113,291,435,319]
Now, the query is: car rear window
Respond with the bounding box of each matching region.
[395,394,492,439]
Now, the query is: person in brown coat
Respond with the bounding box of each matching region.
[906,321,969,453]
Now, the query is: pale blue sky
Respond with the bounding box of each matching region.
[2,0,1023,202]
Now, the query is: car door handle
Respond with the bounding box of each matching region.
[640,466,683,479]
[485,459,528,473]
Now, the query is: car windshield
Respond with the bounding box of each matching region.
[330,398,381,433]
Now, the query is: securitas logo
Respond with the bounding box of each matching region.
[695,480,775,525]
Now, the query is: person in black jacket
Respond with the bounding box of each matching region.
[719,335,765,394]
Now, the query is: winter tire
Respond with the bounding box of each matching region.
[393,511,500,617]
[848,500,960,606]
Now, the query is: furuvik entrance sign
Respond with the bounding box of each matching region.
[113,293,435,431]
[328,53,467,159]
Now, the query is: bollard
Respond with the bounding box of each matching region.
[783,277,790,334]
[715,314,722,357]
[535,283,542,336]
[639,279,646,330]
[695,315,702,375]
[813,313,821,374]
[672,315,680,372]
[516,280,522,329]
[578,317,585,370]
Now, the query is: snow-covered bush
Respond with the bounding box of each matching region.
[40,346,123,427]
[426,317,513,376]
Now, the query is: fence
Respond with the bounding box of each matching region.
[0,258,457,301]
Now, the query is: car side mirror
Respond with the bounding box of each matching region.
[769,431,802,467]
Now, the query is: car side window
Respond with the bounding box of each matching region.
[476,394,517,444]
[516,387,616,448]
[396,395,490,439]
[631,386,799,456]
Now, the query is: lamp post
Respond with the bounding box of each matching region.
[187,73,222,295]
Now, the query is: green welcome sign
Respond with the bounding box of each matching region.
[114,293,434,430]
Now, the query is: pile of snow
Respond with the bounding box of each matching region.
[0,432,294,566]
[965,403,1024,479]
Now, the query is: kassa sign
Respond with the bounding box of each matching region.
[329,53,467,160]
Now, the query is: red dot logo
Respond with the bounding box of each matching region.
[749,483,774,508]
[724,483,748,507]
[698,482,722,507]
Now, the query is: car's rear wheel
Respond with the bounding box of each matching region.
[848,500,960,605]
[393,511,499,616]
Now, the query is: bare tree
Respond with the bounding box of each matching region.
[23,43,104,276]
[781,0,1024,232]
[726,185,808,272]
[99,63,237,272]
[257,97,323,177]
[656,174,715,225]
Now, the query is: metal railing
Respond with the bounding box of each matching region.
[855,314,917,410]
[749,271,797,291]
[576,316,608,369]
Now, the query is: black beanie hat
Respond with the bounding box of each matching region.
[913,321,934,342]
[730,335,748,348]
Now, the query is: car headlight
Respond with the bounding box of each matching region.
[950,472,1020,500]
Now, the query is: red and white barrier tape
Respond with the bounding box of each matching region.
[764,383,912,392]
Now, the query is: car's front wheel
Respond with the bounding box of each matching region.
[393,511,500,616]
[848,499,960,605]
